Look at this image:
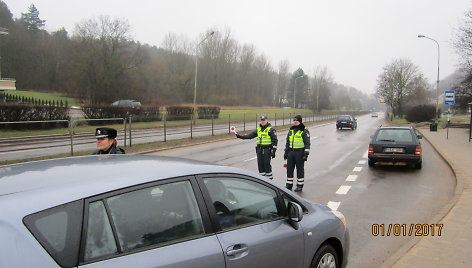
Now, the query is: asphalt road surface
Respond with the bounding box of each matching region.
[146,114,455,267]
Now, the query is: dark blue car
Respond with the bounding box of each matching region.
[336,115,357,130]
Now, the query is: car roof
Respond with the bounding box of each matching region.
[377,126,413,130]
[0,155,259,212]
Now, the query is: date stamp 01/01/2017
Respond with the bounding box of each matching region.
[371,224,444,237]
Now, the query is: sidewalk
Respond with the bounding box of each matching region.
[391,127,472,267]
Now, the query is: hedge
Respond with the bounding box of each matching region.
[82,105,161,125]
[166,106,194,121]
[198,106,221,119]
[0,104,70,130]
[405,105,436,123]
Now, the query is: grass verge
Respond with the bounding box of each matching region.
[5,90,78,106]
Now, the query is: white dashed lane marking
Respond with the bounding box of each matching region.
[327,201,341,211]
[358,160,366,165]
[310,136,319,141]
[346,175,358,182]
[363,151,368,158]
[353,167,362,172]
[336,185,351,195]
[244,156,257,162]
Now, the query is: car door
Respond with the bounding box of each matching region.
[198,174,304,268]
[78,177,225,268]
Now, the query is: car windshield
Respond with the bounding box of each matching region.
[375,129,413,142]
[338,116,351,121]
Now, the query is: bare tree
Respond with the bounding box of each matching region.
[454,8,472,109]
[376,58,421,117]
[276,60,290,107]
[73,16,142,103]
[311,66,333,111]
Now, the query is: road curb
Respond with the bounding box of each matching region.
[380,128,464,267]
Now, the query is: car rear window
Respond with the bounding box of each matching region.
[375,129,414,142]
[23,200,84,268]
[338,116,351,121]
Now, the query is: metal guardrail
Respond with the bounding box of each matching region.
[0,111,368,160]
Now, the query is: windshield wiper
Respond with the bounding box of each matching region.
[379,139,395,142]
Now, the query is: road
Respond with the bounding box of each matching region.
[0,114,339,161]
[145,113,455,267]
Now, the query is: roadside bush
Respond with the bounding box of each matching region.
[405,105,436,123]
[198,106,221,119]
[166,106,194,121]
[82,105,161,124]
[0,104,69,130]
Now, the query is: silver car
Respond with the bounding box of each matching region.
[0,155,349,268]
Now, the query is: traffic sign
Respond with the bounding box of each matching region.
[230,126,237,134]
[444,91,455,105]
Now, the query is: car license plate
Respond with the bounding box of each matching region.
[341,121,347,123]
[384,148,404,153]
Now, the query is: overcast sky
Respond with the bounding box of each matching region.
[5,0,472,94]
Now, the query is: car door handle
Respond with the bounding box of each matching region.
[226,244,249,256]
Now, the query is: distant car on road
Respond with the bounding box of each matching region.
[368,126,423,169]
[111,99,142,109]
[336,115,357,130]
[371,112,378,117]
[0,155,349,268]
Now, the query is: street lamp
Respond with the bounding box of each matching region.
[293,74,304,108]
[418,34,440,118]
[0,27,9,79]
[193,31,214,122]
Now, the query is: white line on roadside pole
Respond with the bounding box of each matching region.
[244,156,257,162]
[358,160,366,165]
[346,175,358,182]
[336,185,351,195]
[327,201,341,211]
[353,167,362,172]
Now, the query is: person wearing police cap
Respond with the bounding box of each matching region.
[284,115,310,191]
[236,115,278,180]
[92,127,126,155]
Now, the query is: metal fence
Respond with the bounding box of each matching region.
[0,111,366,160]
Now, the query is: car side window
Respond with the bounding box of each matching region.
[105,181,204,252]
[23,200,83,268]
[84,201,118,261]
[203,177,281,230]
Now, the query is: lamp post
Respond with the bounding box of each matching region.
[418,34,440,119]
[293,75,304,108]
[0,27,9,79]
[193,31,214,123]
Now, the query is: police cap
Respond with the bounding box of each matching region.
[260,115,268,120]
[95,127,117,139]
[293,115,302,122]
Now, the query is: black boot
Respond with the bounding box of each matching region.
[294,185,303,192]
[285,183,293,190]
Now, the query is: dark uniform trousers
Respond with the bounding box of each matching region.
[286,149,305,185]
[256,146,273,179]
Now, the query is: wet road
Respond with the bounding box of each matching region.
[146,114,455,267]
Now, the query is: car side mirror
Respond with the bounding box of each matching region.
[417,135,423,139]
[287,202,303,230]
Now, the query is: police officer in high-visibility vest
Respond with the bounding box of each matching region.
[236,115,278,180]
[284,115,310,191]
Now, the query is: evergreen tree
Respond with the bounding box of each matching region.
[20,4,45,32]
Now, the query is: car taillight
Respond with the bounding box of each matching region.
[349,122,353,124]
[415,145,422,155]
[368,144,374,154]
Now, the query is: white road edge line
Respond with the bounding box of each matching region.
[336,185,351,195]
[243,156,258,162]
[358,160,366,165]
[353,167,362,172]
[310,136,319,141]
[327,201,341,211]
[363,151,368,158]
[346,175,358,182]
